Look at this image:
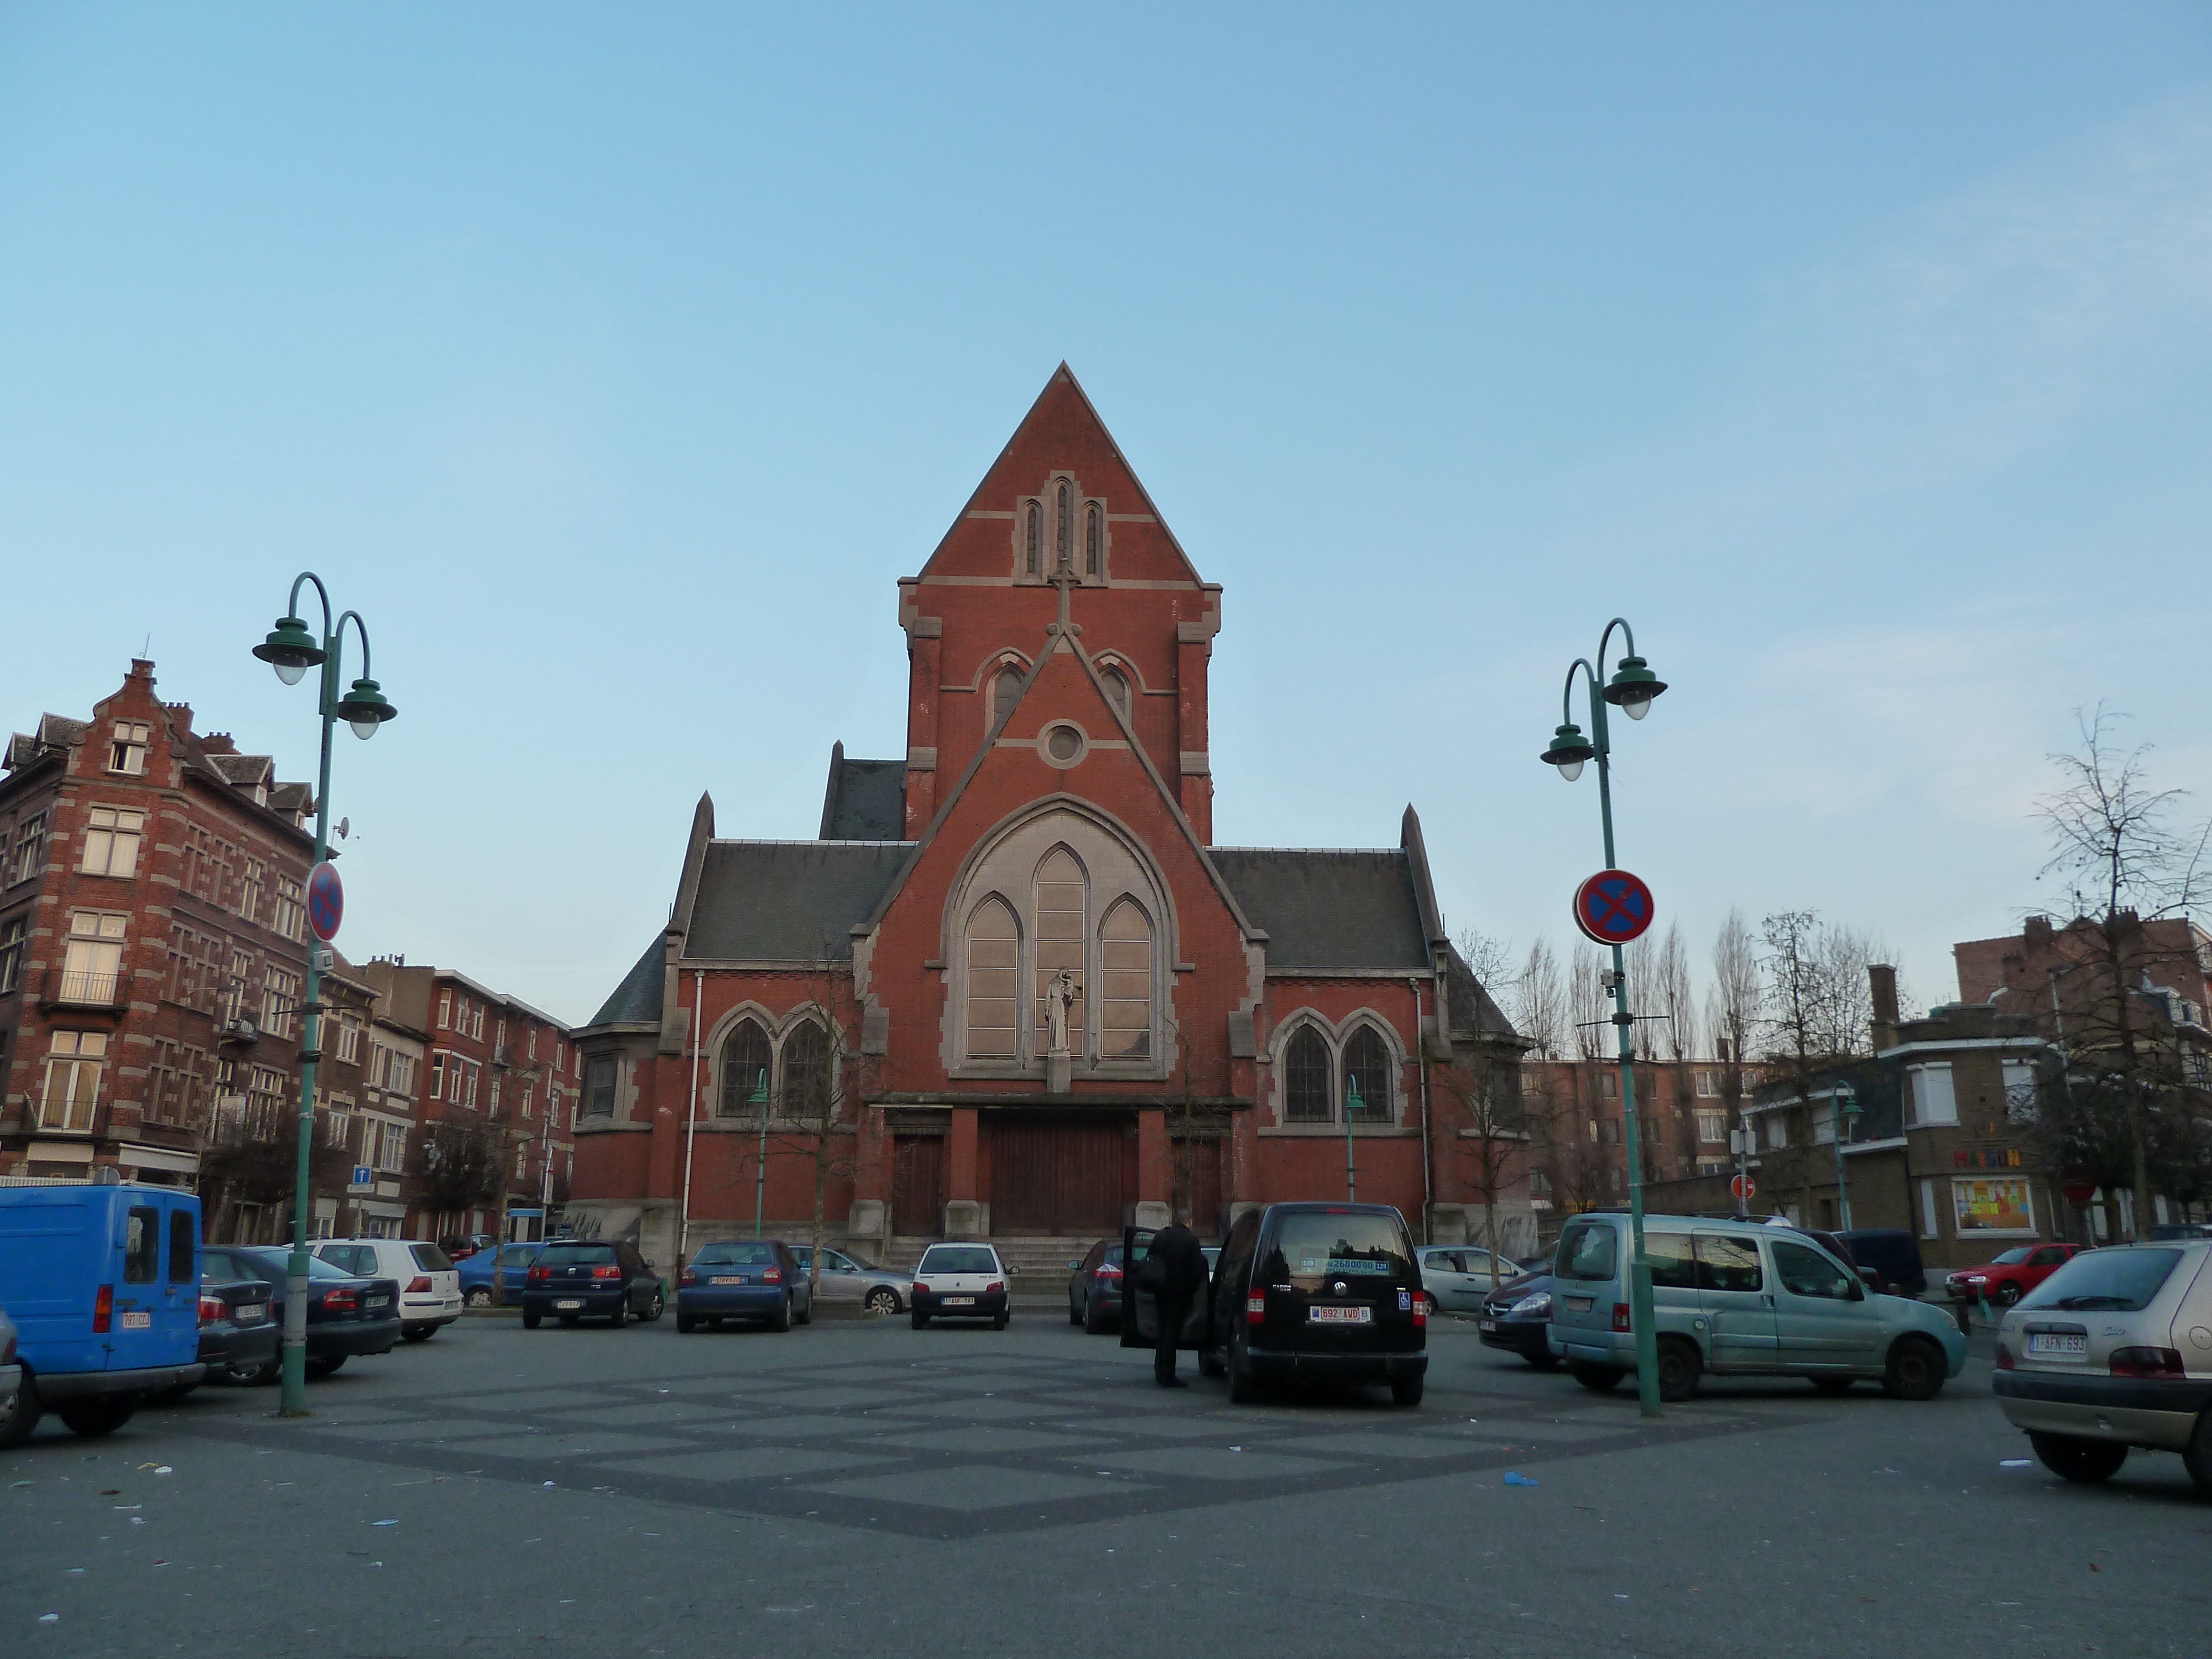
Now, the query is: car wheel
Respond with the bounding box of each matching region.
[794,1295,810,1326]
[1655,1337,1701,1404]
[233,1355,281,1386]
[1068,1293,1083,1326]
[1811,1376,1855,1394]
[1881,1335,1944,1401]
[1571,1363,1625,1393]
[304,1356,345,1379]
[769,1293,791,1333]
[1083,1293,1109,1335]
[1524,1349,1561,1371]
[0,1374,43,1449]
[645,1293,665,1323]
[1424,1291,1439,1317]
[56,1397,136,1438]
[911,1310,929,1330]
[523,1311,542,1329]
[1390,1375,1425,1407]
[1996,1282,2023,1307]
[2181,1409,2212,1497]
[866,1287,901,1317]
[464,1287,493,1309]
[400,1324,433,1343]
[609,1298,628,1329]
[993,1311,1010,1331]
[1227,1336,1259,1405]
[2029,1431,2128,1484]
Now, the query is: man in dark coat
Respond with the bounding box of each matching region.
[1146,1213,1208,1387]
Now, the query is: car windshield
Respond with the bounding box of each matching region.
[1989,1248,2034,1266]
[694,1243,778,1265]
[1262,1212,1413,1289]
[538,1244,618,1267]
[1555,1220,1619,1282]
[2018,1248,2182,1313]
[919,1246,998,1274]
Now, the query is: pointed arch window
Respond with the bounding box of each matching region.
[1100,665,1131,722]
[1025,502,1040,575]
[1099,899,1153,1059]
[992,667,1021,730]
[1285,1027,1331,1122]
[1343,1027,1392,1122]
[965,898,1019,1058]
[1033,848,1086,1052]
[1056,481,1072,570]
[717,1019,771,1118]
[781,1021,831,1119]
[1086,503,1103,575]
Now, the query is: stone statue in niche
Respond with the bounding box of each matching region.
[1047,968,1076,1056]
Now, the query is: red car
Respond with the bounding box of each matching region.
[1944,1242,2085,1306]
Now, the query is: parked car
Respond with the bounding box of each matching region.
[1416,1245,1525,1314]
[457,1241,544,1307]
[789,1244,905,1314]
[202,1245,403,1382]
[1,1309,22,1418]
[440,1233,495,1261]
[0,1182,208,1447]
[312,1238,462,1340]
[189,1265,278,1395]
[1478,1263,1559,1368]
[1068,1239,1129,1333]
[1833,1229,1927,1295]
[1947,1243,2088,1307]
[1992,1240,2212,1492]
[677,1240,811,1332]
[910,1243,1011,1329]
[521,1239,665,1329]
[2149,1224,2212,1241]
[1550,1212,1966,1403]
[1192,1202,1428,1406]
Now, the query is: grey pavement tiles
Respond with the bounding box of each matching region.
[169,1350,1768,1541]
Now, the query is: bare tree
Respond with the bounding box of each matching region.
[1435,942,1530,1285]
[1514,938,1568,1061]
[1569,942,1609,1061]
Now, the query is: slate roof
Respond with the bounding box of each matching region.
[818,752,908,841]
[588,935,667,1027]
[1442,941,1522,1042]
[686,841,915,963]
[1209,849,1433,972]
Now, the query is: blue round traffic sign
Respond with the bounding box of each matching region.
[1573,868,1654,945]
[308,860,344,942]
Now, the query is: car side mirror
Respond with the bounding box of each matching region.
[1007,1264,1020,1274]
[1856,1266,1880,1291]
[1066,1260,1079,1270]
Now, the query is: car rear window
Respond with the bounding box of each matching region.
[2019,1248,2182,1313]
[538,1244,618,1267]
[1265,1213,1413,1289]
[241,1249,353,1281]
[1556,1219,1619,1282]
[695,1243,779,1265]
[411,1244,454,1272]
[919,1246,998,1274]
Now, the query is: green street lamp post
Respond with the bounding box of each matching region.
[1538,619,1668,1418]
[1829,1082,1862,1232]
[1344,1077,1365,1202]
[749,1068,770,1238]
[252,575,397,1417]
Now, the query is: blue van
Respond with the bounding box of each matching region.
[0,1181,207,1446]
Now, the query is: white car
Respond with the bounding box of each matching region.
[312,1239,463,1340]
[1416,1246,1526,1313]
[911,1242,1013,1329]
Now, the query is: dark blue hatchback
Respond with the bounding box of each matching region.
[677,1240,812,1333]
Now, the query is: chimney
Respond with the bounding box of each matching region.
[128,659,155,682]
[2025,915,2054,950]
[1869,963,1900,1052]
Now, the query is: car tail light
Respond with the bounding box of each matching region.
[1097,1264,1122,1282]
[199,1293,226,1326]
[1613,1302,1631,1333]
[679,1269,697,1287]
[986,1281,1004,1294]
[762,1268,782,1284]
[1995,1342,2015,1370]
[528,1265,548,1281]
[324,1288,358,1313]
[93,1284,114,1334]
[913,1282,930,1298]
[1246,1293,1266,1325]
[2110,1346,2185,1379]
[1412,1296,1427,1329]
[406,1277,432,1294]
[591,1265,622,1280]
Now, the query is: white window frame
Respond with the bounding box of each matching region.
[107,721,151,776]
[1908,1063,1958,1126]
[38,1030,107,1131]
[79,807,145,879]
[1918,1176,1940,1239]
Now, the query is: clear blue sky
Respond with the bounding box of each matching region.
[4,7,2208,1028]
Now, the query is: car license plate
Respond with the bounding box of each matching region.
[119,1310,152,1330]
[1478,1318,1500,1332]
[238,1304,267,1323]
[2028,1332,2088,1357]
[366,1295,390,1308]
[1308,1305,1371,1324]
[1565,1295,1594,1312]
[555,1299,583,1310]
[943,1295,975,1306]
[710,1276,742,1285]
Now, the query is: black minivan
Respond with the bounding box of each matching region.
[1188,1202,1427,1406]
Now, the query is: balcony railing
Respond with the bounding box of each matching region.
[41,968,124,1009]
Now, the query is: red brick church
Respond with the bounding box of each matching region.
[568,367,1527,1268]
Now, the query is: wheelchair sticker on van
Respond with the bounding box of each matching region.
[1397,1288,1412,1311]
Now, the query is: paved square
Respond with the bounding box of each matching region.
[806,1467,1144,1511]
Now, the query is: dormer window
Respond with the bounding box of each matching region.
[108,722,150,776]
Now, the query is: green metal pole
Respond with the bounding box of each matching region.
[752,1070,768,1239]
[1344,1078,1361,1201]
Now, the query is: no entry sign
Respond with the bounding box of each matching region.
[308,860,344,942]
[1573,868,1655,946]
[1731,1173,1756,1201]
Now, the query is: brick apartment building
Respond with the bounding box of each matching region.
[566,366,1530,1270]
[0,660,319,1198]
[358,959,579,1245]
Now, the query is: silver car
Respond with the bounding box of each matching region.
[1416,1246,1526,1313]
[790,1245,907,1315]
[1994,1239,2212,1494]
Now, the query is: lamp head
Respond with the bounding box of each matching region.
[252,616,326,685]
[1540,722,1595,781]
[1602,655,1667,721]
[335,676,398,740]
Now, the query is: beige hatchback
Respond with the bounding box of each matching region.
[1994,1240,2212,1493]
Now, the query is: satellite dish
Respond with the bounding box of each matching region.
[336,818,351,839]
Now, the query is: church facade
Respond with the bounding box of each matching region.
[567,367,1528,1265]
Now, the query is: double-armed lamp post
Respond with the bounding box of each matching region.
[252,576,397,1417]
[1539,619,1667,1418]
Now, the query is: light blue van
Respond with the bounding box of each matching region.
[1547,1212,1966,1402]
[0,1181,207,1446]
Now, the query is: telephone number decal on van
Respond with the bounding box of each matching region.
[1324,1259,1394,1276]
